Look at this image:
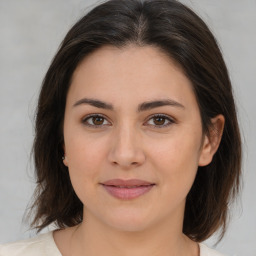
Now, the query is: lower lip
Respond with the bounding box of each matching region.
[102,185,155,200]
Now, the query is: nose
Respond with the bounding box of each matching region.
[107,125,146,169]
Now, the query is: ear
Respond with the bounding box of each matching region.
[62,144,69,167]
[198,114,225,166]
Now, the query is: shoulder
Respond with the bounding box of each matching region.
[0,232,61,256]
[199,243,228,256]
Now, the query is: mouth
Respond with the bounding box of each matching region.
[100,179,156,200]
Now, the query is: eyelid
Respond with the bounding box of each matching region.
[144,113,176,128]
[82,114,112,127]
[81,113,176,129]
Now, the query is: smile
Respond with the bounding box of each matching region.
[100,179,155,200]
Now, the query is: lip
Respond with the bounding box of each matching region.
[100,179,155,200]
[102,179,154,186]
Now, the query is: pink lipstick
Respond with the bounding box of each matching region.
[100,179,155,200]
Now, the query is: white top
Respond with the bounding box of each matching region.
[0,232,227,256]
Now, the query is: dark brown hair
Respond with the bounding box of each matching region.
[30,0,241,242]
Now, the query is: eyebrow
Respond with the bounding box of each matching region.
[73,98,185,111]
[138,99,185,111]
[73,98,113,110]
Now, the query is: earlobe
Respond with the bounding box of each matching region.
[62,144,68,166]
[63,156,68,166]
[198,115,225,166]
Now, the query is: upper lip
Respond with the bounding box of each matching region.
[101,179,155,186]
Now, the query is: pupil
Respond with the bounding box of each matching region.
[93,117,103,125]
[154,117,165,125]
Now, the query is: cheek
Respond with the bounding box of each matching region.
[65,127,108,170]
[151,130,201,166]
[64,134,108,202]
[150,132,201,196]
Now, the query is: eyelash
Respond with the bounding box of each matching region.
[81,114,175,128]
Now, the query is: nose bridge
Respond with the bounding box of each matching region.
[108,121,145,167]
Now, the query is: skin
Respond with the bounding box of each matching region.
[54,45,224,256]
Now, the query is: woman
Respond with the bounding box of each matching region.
[0,0,241,255]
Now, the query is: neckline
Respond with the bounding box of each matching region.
[46,231,63,255]
[48,231,207,256]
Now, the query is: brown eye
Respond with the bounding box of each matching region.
[153,116,166,125]
[92,116,104,125]
[82,115,110,127]
[146,114,174,128]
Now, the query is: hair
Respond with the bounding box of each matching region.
[29,0,241,242]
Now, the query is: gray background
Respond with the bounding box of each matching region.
[0,0,255,255]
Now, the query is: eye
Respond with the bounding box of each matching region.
[82,114,111,127]
[146,114,175,128]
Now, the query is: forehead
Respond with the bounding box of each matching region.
[73,44,184,81]
[68,45,196,109]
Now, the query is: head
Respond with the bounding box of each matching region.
[31,0,241,242]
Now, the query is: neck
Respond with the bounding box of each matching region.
[71,209,198,256]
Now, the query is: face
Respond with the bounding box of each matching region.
[63,45,217,232]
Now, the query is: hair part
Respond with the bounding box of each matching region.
[29,0,241,242]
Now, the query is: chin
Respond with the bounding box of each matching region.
[102,209,156,233]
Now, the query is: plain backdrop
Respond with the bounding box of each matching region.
[0,0,255,255]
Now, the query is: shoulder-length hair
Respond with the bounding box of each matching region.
[30,0,241,242]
